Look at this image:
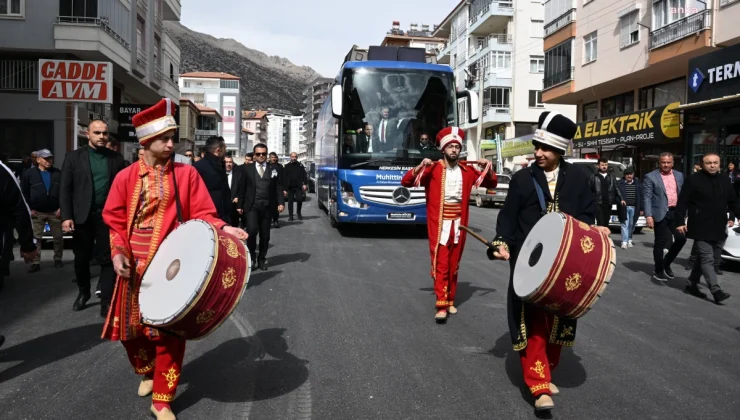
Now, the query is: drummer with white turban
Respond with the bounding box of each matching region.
[489,111,606,411]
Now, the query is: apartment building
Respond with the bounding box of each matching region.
[179,71,242,155]
[434,0,576,164]
[0,0,182,164]
[302,77,333,160]
[242,110,269,152]
[541,0,740,174]
[380,21,446,61]
[265,109,303,156]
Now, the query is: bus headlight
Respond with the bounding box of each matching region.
[340,181,367,209]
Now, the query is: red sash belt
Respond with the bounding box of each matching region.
[442,202,462,220]
[130,229,153,261]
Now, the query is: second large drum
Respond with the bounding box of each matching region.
[513,212,616,319]
[138,220,250,340]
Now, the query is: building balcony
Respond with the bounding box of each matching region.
[162,0,180,20]
[482,105,512,124]
[161,73,180,100]
[151,62,163,88]
[468,0,515,36]
[543,66,574,90]
[544,8,576,38]
[436,41,453,64]
[137,0,147,17]
[0,60,38,92]
[649,10,711,50]
[55,0,133,70]
[154,10,163,33]
[469,33,513,62]
[134,48,147,77]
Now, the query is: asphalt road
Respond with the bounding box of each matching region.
[2,199,740,420]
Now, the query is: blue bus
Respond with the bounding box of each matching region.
[315,46,479,228]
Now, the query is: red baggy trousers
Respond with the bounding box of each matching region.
[434,227,462,309]
[518,305,562,397]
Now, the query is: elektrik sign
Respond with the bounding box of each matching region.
[687,43,740,103]
[572,102,680,149]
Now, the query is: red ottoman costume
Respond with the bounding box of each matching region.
[102,99,227,414]
[401,127,497,316]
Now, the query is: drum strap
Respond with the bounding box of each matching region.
[170,154,184,224]
[532,173,547,215]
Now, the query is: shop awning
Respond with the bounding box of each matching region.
[670,93,740,112]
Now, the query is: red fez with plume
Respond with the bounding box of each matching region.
[436,126,464,150]
[132,98,178,145]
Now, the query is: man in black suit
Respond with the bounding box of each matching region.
[60,119,126,315]
[356,123,374,153]
[194,136,232,225]
[268,152,284,228]
[224,155,245,228]
[243,143,284,270]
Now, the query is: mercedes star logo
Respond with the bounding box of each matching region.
[392,187,411,204]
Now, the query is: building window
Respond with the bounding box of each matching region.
[491,51,512,69]
[136,15,145,51]
[653,0,686,30]
[0,0,22,16]
[545,0,571,28]
[529,90,544,108]
[582,102,598,121]
[184,81,191,88]
[531,19,544,38]
[639,77,686,109]
[620,11,640,48]
[530,56,545,73]
[601,91,634,117]
[483,87,511,108]
[227,110,235,117]
[584,31,597,63]
[220,80,239,89]
[544,39,573,89]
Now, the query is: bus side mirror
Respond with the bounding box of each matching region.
[457,90,479,124]
[331,85,343,118]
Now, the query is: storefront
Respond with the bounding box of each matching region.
[572,102,682,177]
[672,43,740,173]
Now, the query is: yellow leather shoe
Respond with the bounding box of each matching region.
[534,394,555,411]
[138,378,153,397]
[150,405,176,420]
[448,306,458,314]
[549,383,560,396]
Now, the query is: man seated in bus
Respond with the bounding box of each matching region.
[343,135,356,154]
[356,123,374,153]
[418,133,434,151]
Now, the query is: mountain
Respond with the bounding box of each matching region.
[165,22,322,114]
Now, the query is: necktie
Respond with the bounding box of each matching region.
[258,164,264,177]
[381,120,386,143]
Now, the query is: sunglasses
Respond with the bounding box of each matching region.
[254,152,267,156]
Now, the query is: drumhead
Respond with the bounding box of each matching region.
[513,212,567,298]
[139,220,216,325]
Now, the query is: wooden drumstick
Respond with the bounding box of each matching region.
[459,225,496,249]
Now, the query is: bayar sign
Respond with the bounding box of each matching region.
[38,59,113,104]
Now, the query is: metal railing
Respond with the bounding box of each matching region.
[544,9,576,37]
[479,33,513,49]
[649,10,711,50]
[57,16,131,50]
[154,11,163,32]
[154,63,163,83]
[136,48,147,70]
[543,66,574,90]
[470,0,515,23]
[0,60,38,91]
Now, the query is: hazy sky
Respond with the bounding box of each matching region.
[181,0,454,77]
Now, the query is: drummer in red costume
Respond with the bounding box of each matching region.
[401,127,497,322]
[489,111,606,411]
[102,98,248,420]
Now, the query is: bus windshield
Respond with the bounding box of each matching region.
[338,68,456,169]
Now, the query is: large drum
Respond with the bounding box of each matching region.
[139,220,250,340]
[513,212,616,319]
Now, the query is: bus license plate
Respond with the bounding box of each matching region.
[387,212,415,220]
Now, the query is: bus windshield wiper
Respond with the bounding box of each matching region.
[350,159,394,168]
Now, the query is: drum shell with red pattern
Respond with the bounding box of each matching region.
[138,219,250,340]
[513,212,616,319]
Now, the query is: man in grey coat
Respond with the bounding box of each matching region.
[643,152,686,281]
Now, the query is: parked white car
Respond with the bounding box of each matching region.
[470,174,511,207]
